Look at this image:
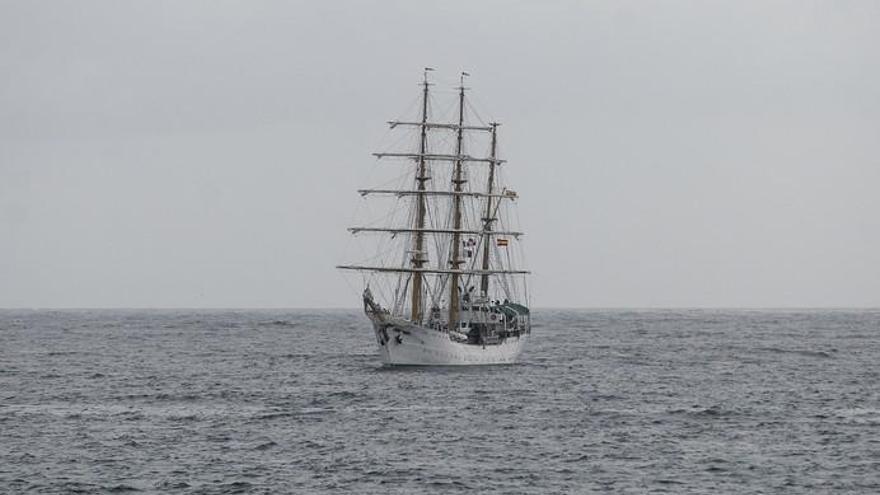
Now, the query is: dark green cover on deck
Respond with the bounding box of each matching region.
[498,302,530,318]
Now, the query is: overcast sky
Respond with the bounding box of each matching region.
[2,1,878,308]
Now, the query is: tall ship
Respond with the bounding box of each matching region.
[338,69,530,365]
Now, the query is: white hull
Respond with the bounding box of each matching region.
[368,316,527,366]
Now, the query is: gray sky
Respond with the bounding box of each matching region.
[2,0,879,308]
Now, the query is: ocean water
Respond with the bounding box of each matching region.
[1,309,879,494]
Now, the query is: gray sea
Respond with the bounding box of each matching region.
[1,309,879,494]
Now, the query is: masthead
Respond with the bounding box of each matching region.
[459,71,470,89]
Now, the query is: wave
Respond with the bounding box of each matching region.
[757,347,835,358]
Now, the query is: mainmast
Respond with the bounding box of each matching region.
[410,68,432,322]
[448,72,468,329]
[480,123,499,296]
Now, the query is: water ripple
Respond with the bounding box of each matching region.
[1,309,879,493]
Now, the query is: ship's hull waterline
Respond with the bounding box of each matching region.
[368,315,527,366]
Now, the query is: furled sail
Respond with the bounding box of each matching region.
[338,70,529,328]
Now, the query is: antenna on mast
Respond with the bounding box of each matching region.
[423,67,435,84]
[460,71,470,88]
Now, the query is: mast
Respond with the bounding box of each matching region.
[410,68,431,322]
[480,123,499,296]
[448,72,468,329]
[339,71,531,323]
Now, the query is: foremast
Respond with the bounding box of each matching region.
[410,68,432,323]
